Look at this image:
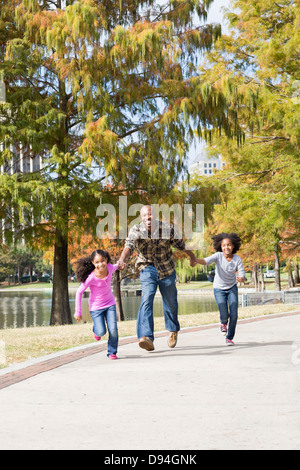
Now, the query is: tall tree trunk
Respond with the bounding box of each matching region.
[17,263,21,285]
[274,243,281,291]
[294,262,299,285]
[251,265,259,291]
[287,262,295,288]
[49,70,72,326]
[113,270,125,322]
[259,264,265,291]
[50,228,72,325]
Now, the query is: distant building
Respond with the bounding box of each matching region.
[0,143,42,175]
[0,81,43,243]
[189,151,225,176]
[0,143,42,243]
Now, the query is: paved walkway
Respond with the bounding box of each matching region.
[0,312,299,450]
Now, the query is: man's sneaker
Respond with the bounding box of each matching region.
[168,332,178,349]
[139,336,155,351]
[220,324,228,336]
[226,339,235,346]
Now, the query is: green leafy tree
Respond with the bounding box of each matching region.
[1,0,229,324]
[192,0,300,289]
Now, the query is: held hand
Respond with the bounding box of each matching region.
[189,255,197,267]
[117,258,126,271]
[184,250,197,268]
[236,276,246,283]
[74,314,82,323]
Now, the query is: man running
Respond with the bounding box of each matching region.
[118,205,196,351]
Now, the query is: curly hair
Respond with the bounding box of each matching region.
[212,232,242,254]
[74,249,111,283]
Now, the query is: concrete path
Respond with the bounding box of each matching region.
[0,312,299,450]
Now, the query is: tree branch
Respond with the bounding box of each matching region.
[248,135,291,144]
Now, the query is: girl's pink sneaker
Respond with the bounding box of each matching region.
[109,354,118,360]
[93,333,101,341]
[226,339,235,346]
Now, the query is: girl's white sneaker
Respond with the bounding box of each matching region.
[220,324,228,336]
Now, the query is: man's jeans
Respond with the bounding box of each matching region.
[90,305,119,356]
[214,284,238,340]
[137,266,180,342]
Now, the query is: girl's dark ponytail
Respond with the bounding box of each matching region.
[74,256,95,283]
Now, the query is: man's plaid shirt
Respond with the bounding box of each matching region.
[125,220,186,279]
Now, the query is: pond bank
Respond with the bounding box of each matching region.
[0,285,257,295]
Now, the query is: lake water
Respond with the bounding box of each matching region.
[0,290,219,329]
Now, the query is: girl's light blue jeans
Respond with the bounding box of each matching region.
[90,305,118,356]
[214,284,238,340]
[137,265,180,342]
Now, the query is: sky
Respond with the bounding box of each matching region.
[61,0,232,168]
[24,0,232,172]
[206,0,231,32]
[188,0,231,166]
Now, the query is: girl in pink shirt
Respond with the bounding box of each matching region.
[74,249,119,360]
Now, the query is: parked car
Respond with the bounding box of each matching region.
[264,271,276,278]
[38,274,52,283]
[21,275,38,284]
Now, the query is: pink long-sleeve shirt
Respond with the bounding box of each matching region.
[75,263,119,317]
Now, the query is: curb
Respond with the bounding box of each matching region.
[0,310,299,390]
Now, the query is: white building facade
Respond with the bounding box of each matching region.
[0,144,42,244]
[189,152,225,176]
[0,80,42,243]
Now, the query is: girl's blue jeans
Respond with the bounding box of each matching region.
[90,305,118,356]
[137,265,180,342]
[214,284,238,340]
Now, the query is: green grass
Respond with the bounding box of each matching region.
[0,278,293,292]
[0,282,54,290]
